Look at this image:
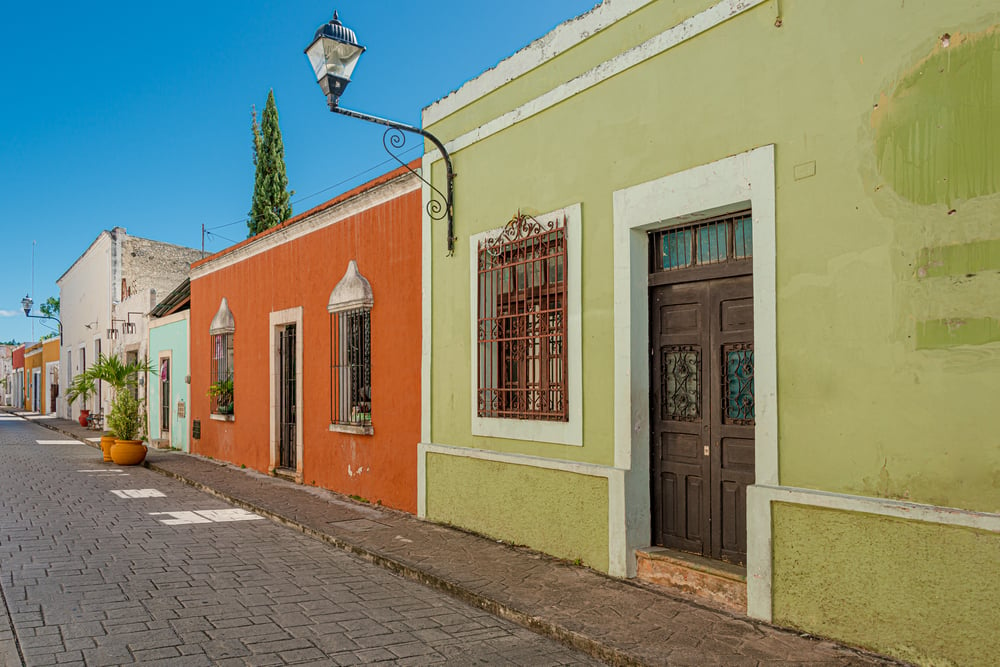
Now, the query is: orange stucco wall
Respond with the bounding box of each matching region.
[22,339,59,413]
[23,344,42,410]
[189,167,421,512]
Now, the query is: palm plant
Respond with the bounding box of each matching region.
[66,373,97,408]
[87,353,154,394]
[87,354,156,441]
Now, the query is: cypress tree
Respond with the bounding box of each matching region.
[247,90,293,236]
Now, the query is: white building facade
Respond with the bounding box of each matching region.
[57,227,202,421]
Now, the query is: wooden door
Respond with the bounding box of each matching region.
[650,275,754,564]
[278,324,297,470]
[159,357,171,436]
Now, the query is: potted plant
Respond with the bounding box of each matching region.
[208,377,234,415]
[87,354,155,462]
[66,373,97,427]
[107,390,147,465]
[87,353,155,396]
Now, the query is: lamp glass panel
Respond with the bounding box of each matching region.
[308,37,363,82]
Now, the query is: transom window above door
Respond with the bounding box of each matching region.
[649,211,752,274]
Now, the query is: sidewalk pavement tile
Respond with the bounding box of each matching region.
[22,411,905,667]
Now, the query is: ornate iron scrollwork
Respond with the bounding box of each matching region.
[382,128,449,225]
[330,104,456,255]
[662,345,701,421]
[723,343,754,424]
[480,211,564,262]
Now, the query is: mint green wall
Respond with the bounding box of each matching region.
[148,316,189,451]
[773,503,999,666]
[426,0,1000,513]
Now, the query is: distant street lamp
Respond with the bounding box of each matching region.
[305,10,456,254]
[21,294,62,341]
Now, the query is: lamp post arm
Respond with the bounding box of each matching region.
[26,314,62,342]
[330,102,456,255]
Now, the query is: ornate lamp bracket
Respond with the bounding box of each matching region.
[330,104,456,255]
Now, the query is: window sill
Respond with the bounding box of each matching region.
[329,423,373,436]
[210,414,235,422]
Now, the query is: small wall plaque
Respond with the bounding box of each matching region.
[177,399,186,418]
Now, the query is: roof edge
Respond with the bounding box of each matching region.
[422,0,653,128]
[192,161,420,271]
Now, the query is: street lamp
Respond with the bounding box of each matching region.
[21,294,62,341]
[305,10,456,254]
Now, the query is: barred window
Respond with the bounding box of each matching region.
[210,333,234,415]
[330,309,371,427]
[477,213,568,421]
[328,261,374,433]
[209,297,235,417]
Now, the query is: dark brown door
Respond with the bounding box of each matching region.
[278,324,297,470]
[650,275,754,565]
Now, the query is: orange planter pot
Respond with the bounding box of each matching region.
[110,440,147,466]
[99,435,115,463]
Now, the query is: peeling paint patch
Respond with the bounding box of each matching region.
[873,28,1000,206]
[347,465,371,478]
[916,239,1000,278]
[916,317,1000,349]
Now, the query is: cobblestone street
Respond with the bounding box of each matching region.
[0,416,601,666]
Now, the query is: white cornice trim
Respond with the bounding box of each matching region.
[191,174,419,281]
[425,0,765,161]
[419,441,616,480]
[149,311,189,329]
[423,0,655,126]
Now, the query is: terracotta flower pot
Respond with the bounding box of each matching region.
[78,409,90,427]
[110,440,147,466]
[99,435,115,463]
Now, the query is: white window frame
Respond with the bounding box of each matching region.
[469,203,583,446]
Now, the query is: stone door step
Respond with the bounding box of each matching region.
[636,546,747,613]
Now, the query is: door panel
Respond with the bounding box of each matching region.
[278,325,297,470]
[651,274,755,565]
[650,282,710,555]
[710,277,754,564]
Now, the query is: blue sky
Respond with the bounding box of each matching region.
[0,1,597,344]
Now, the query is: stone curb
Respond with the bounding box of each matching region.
[20,414,640,665]
[23,413,904,667]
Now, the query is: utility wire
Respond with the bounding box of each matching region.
[205,230,238,245]
[204,146,421,233]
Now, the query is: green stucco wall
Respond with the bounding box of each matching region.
[426,453,610,571]
[148,317,189,451]
[773,502,1000,666]
[426,0,1000,513]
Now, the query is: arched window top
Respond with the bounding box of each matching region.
[327,260,373,314]
[209,297,236,335]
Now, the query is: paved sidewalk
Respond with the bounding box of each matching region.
[26,412,902,667]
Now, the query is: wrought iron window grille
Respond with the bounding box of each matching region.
[329,308,372,429]
[209,297,236,417]
[477,212,568,422]
[209,333,234,416]
[328,261,374,432]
